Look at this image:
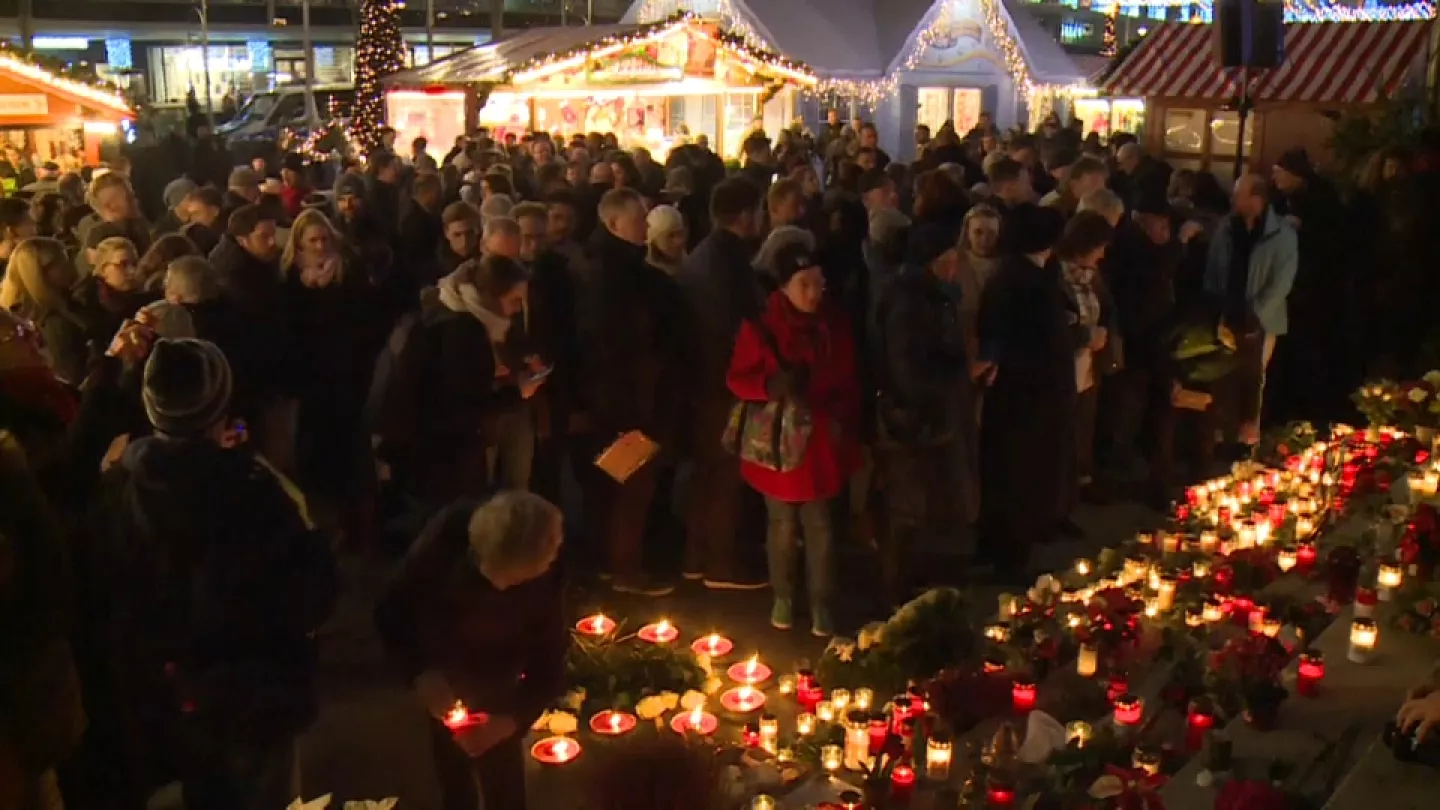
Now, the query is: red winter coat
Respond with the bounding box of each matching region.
[726,291,861,504]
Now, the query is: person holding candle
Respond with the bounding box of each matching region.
[374,491,567,810]
[726,243,860,637]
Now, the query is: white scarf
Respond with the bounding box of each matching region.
[437,272,513,345]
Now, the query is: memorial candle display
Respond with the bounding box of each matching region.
[843,711,869,770]
[1011,679,1037,713]
[759,713,779,753]
[795,712,816,736]
[588,710,637,736]
[1076,643,1098,677]
[443,701,484,732]
[820,744,842,772]
[890,761,917,801]
[721,685,766,713]
[1186,701,1215,751]
[853,688,874,711]
[671,704,719,735]
[1066,721,1092,748]
[531,736,581,764]
[576,613,616,637]
[1297,651,1324,697]
[727,655,772,685]
[1377,561,1404,600]
[691,632,733,658]
[926,735,953,780]
[637,619,679,643]
[1114,693,1144,726]
[1348,618,1379,664]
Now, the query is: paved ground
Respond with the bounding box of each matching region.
[284,491,1161,808]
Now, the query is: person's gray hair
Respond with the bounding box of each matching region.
[479,193,514,223]
[1078,187,1125,221]
[467,491,562,577]
[937,162,967,188]
[483,216,520,242]
[164,255,219,304]
[753,226,817,275]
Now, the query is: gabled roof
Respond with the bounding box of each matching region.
[0,54,131,117]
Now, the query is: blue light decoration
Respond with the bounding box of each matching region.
[247,40,273,73]
[1121,4,1140,17]
[105,37,133,70]
[1179,0,1434,23]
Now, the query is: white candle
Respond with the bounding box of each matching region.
[1349,618,1378,664]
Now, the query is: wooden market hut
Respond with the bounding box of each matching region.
[0,52,132,166]
[1099,20,1432,185]
[382,14,816,160]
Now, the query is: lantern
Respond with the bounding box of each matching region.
[1186,700,1215,751]
[1114,693,1144,726]
[1348,618,1379,664]
[1297,651,1324,697]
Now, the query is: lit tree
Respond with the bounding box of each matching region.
[352,0,406,154]
[1102,4,1118,57]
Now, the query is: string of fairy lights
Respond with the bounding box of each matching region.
[351,0,408,154]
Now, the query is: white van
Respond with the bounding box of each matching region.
[219,84,355,158]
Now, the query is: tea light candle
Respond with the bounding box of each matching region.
[853,688,874,711]
[443,700,484,731]
[1114,693,1144,726]
[1185,606,1206,627]
[727,655,772,685]
[1137,531,1154,546]
[795,712,816,735]
[843,711,869,770]
[1076,643,1098,678]
[776,747,795,763]
[758,712,779,750]
[1298,651,1324,697]
[1199,531,1219,554]
[777,673,795,695]
[749,796,777,810]
[637,619,679,643]
[721,685,766,713]
[1066,720,1092,747]
[1156,575,1177,611]
[1262,617,1282,638]
[576,613,616,636]
[1161,532,1181,555]
[1075,558,1093,576]
[1011,679,1037,713]
[1238,524,1257,549]
[1144,597,1161,618]
[998,593,1018,621]
[815,700,835,723]
[670,705,719,735]
[1277,547,1298,573]
[830,689,851,712]
[1348,618,1379,664]
[1425,470,1440,496]
[926,735,953,780]
[691,632,733,657]
[588,709,637,736]
[1377,561,1404,600]
[1295,517,1315,540]
[985,622,1012,642]
[1193,558,1211,578]
[820,744,843,772]
[531,735,581,764]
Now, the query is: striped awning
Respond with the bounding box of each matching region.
[1100,20,1430,104]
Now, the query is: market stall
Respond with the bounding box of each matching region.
[1100,19,1432,185]
[0,50,132,167]
[383,14,815,159]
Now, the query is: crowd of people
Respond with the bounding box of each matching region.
[2,106,1436,810]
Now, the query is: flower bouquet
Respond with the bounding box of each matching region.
[1205,634,1290,731]
[817,588,975,693]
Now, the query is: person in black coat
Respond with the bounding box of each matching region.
[977,204,1070,581]
[677,179,768,591]
[398,174,444,280]
[209,204,282,317]
[93,338,335,810]
[577,188,688,595]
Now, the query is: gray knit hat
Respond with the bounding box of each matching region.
[142,338,233,437]
[163,177,198,210]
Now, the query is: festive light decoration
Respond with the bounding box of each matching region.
[352,0,407,154]
[0,47,130,116]
[1102,4,1119,57]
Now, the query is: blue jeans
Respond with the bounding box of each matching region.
[763,497,834,613]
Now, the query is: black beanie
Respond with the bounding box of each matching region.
[1008,203,1065,256]
[142,338,233,437]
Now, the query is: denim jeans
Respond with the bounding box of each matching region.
[763,497,834,612]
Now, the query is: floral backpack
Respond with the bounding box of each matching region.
[720,319,813,472]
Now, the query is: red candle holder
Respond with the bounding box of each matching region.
[588,710,637,736]
[670,708,718,735]
[690,633,733,658]
[891,761,917,801]
[720,685,766,713]
[575,613,616,637]
[442,701,487,732]
[1114,693,1144,726]
[1011,679,1037,713]
[637,620,679,643]
[1185,700,1215,751]
[890,697,914,734]
[796,670,823,712]
[1296,543,1317,573]
[726,657,773,685]
[742,721,762,747]
[986,779,1017,808]
[1106,673,1129,703]
[1298,651,1325,697]
[868,713,889,754]
[530,735,581,764]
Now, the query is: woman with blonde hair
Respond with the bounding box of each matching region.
[281,206,386,548]
[72,235,155,372]
[644,204,687,276]
[0,237,90,384]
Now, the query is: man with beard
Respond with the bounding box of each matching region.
[332,173,396,286]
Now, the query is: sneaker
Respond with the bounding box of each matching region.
[811,606,835,638]
[770,599,794,630]
[612,576,674,597]
[703,573,769,591]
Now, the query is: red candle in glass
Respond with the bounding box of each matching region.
[1114,693,1144,726]
[986,780,1017,808]
[742,722,761,747]
[1185,701,1215,750]
[1107,673,1129,703]
[796,670,823,712]
[1298,651,1325,697]
[1011,679,1037,713]
[868,713,889,754]
[890,697,914,734]
[1267,501,1285,523]
[1296,543,1318,574]
[890,762,917,802]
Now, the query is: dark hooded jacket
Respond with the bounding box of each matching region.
[208,235,281,317]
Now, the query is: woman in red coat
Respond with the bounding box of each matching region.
[727,243,861,637]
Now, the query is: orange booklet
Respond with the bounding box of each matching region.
[593,430,660,483]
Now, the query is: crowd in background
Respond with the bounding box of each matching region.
[3,104,1438,810]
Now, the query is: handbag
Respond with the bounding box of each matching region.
[719,320,814,472]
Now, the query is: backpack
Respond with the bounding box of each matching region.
[366,308,461,468]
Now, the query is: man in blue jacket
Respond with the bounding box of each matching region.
[1204,172,1298,446]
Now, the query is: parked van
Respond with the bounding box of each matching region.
[219,84,354,159]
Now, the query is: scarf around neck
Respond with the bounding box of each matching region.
[438,272,513,345]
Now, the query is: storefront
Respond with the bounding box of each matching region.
[148,43,357,105]
[1100,19,1431,184]
[0,52,131,166]
[383,15,815,159]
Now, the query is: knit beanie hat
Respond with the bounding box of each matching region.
[335,173,367,200]
[142,338,233,437]
[163,177,198,210]
[770,241,820,287]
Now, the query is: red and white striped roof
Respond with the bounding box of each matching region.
[1100,20,1430,105]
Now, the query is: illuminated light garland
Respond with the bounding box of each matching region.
[0,51,130,116]
[1102,4,1119,56]
[352,0,408,154]
[1286,2,1434,22]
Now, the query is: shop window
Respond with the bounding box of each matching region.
[917,88,950,134]
[1162,108,1205,154]
[1208,110,1254,160]
[953,89,982,134]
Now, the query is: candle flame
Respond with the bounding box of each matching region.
[656,619,671,635]
[554,738,572,759]
[745,655,758,675]
[689,705,704,727]
[445,701,468,726]
[589,614,606,633]
[608,713,622,733]
[706,633,721,650]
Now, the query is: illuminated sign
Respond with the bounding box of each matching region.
[1060,20,1094,42]
[0,94,50,116]
[32,37,90,51]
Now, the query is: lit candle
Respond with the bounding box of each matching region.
[1114,693,1144,726]
[1185,606,1206,627]
[868,712,889,754]
[843,711,869,770]
[742,722,762,747]
[1136,531,1154,547]
[1011,679,1037,713]
[1066,720,1092,748]
[1297,651,1324,697]
[1147,567,1162,592]
[1199,531,1219,554]
[998,593,1018,621]
[891,761,917,799]
[576,613,616,636]
[1262,617,1282,638]
[1277,547,1298,573]
[1144,597,1161,618]
[1124,556,1148,584]
[721,685,766,713]
[1248,606,1267,635]
[728,655,772,685]
[1156,575,1177,611]
[1238,524,1257,549]
[1185,700,1215,751]
[795,670,823,711]
[985,622,1012,642]
[926,734,953,781]
[1132,746,1163,775]
[820,744,842,772]
[691,632,733,658]
[853,688,874,711]
[749,796,777,810]
[776,747,795,763]
[1424,470,1440,497]
[671,704,719,735]
[987,778,1017,808]
[637,619,679,643]
[588,709,637,736]
[1297,542,1318,573]
[1161,532,1181,555]
[531,735,581,764]
[1193,558,1211,578]
[759,713,779,753]
[1076,643,1098,678]
[1255,518,1272,547]
[1377,561,1404,600]
[1067,613,1084,629]
[795,712,816,735]
[1075,558,1092,576]
[1348,618,1379,664]
[831,689,851,712]
[815,700,835,723]
[443,700,482,731]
